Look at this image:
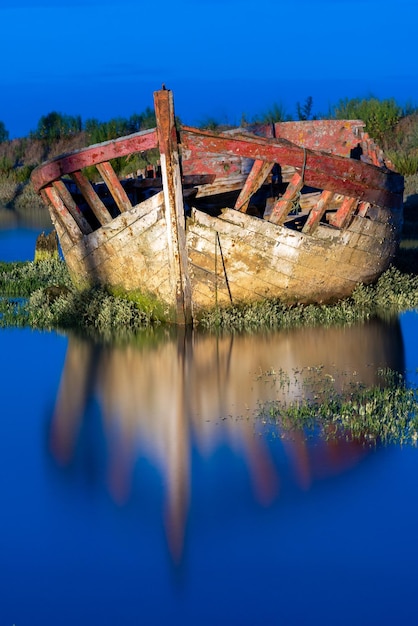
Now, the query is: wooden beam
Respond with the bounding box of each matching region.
[328,196,358,229]
[70,170,112,226]
[96,161,132,213]
[154,88,192,325]
[41,186,83,244]
[268,173,304,225]
[180,127,404,208]
[31,128,158,192]
[357,201,370,217]
[302,189,334,234]
[234,159,274,212]
[52,180,93,234]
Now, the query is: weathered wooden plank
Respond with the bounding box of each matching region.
[96,161,132,213]
[31,128,158,192]
[273,120,365,156]
[188,220,295,280]
[268,173,304,225]
[154,88,192,325]
[192,205,391,298]
[52,180,93,234]
[328,196,358,229]
[70,170,113,226]
[357,201,371,217]
[181,127,404,205]
[182,153,244,178]
[302,190,334,234]
[193,174,248,198]
[83,200,164,256]
[234,159,274,212]
[41,186,83,243]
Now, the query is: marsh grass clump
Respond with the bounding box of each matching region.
[0,258,72,296]
[0,258,160,338]
[1,259,418,336]
[27,286,158,339]
[199,266,418,332]
[259,368,418,446]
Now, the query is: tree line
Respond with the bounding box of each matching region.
[0,96,417,178]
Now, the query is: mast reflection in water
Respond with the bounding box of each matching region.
[49,319,405,564]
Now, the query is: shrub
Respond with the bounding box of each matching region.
[254,102,290,124]
[385,150,418,176]
[0,121,9,143]
[32,112,82,144]
[332,96,402,144]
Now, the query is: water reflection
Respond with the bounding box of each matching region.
[0,203,52,231]
[49,320,404,562]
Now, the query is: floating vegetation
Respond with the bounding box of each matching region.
[257,367,418,447]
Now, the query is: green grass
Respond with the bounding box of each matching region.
[1,257,418,339]
[199,266,418,332]
[0,258,162,340]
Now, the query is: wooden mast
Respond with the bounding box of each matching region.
[154,88,193,325]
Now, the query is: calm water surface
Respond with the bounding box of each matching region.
[1,228,418,625]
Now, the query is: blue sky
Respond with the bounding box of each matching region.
[1,0,417,138]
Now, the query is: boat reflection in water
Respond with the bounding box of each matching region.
[49,319,405,562]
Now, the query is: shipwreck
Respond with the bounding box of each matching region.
[31,88,404,324]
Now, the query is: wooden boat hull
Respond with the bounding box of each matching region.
[31,88,404,323]
[55,192,401,318]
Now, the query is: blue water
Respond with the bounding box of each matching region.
[0,227,45,262]
[1,229,418,625]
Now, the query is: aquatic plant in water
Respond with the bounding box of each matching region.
[257,367,418,447]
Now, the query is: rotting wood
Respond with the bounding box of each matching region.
[31,128,158,192]
[30,88,404,321]
[357,201,371,217]
[234,159,274,213]
[41,186,82,244]
[154,88,193,325]
[70,170,112,226]
[268,173,304,225]
[272,120,365,156]
[302,190,334,234]
[181,127,404,206]
[52,180,93,235]
[96,162,132,214]
[328,196,358,229]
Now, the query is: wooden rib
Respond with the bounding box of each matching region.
[328,196,358,229]
[41,186,83,243]
[357,201,370,217]
[268,173,304,225]
[234,159,274,212]
[302,189,334,234]
[180,127,404,208]
[96,161,132,214]
[70,170,112,225]
[31,128,158,192]
[52,180,93,234]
